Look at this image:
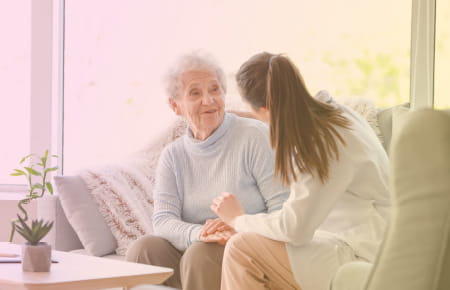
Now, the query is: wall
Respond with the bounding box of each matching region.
[0,194,37,243]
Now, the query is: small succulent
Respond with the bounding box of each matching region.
[15,215,54,245]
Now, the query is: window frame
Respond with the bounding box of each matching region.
[410,0,436,108]
[0,0,63,193]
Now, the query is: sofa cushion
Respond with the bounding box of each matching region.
[54,175,117,256]
[390,105,411,146]
[332,261,373,290]
[376,103,410,154]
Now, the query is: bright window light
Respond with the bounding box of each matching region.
[0,1,31,185]
[63,0,411,173]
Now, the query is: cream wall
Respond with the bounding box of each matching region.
[0,196,37,243]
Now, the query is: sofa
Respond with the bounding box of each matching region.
[40,101,438,289]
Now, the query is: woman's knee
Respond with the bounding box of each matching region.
[226,232,260,254]
[223,232,272,268]
[181,242,224,268]
[125,235,173,263]
[180,242,224,289]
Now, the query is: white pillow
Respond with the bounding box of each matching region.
[54,175,117,256]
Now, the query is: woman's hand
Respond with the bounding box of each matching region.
[210,192,245,227]
[201,218,234,237]
[200,230,235,246]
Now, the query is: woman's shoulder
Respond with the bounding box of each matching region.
[159,136,185,160]
[229,113,269,137]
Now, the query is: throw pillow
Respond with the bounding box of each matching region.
[80,163,154,255]
[54,175,117,256]
[339,96,384,145]
[377,103,410,154]
[80,118,187,255]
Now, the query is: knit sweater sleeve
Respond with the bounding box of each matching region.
[152,146,202,251]
[248,125,290,212]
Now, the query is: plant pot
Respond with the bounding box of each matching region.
[21,242,52,272]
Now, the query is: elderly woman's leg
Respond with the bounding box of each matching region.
[126,235,182,289]
[221,232,302,290]
[180,242,225,290]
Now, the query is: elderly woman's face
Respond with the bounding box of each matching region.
[170,70,225,140]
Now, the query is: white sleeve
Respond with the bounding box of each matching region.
[234,147,355,246]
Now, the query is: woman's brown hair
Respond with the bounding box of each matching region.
[236,52,351,184]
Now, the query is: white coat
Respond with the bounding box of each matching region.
[234,98,390,290]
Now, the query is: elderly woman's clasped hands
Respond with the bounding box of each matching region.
[199,192,245,245]
[206,192,245,243]
[199,217,235,245]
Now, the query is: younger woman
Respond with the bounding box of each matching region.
[211,52,390,290]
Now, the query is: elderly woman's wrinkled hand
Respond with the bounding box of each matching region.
[210,192,245,227]
[200,229,235,245]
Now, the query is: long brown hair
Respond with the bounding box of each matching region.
[236,52,351,184]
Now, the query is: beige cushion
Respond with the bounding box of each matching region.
[365,109,450,290]
[332,261,373,290]
[390,105,411,138]
[376,103,410,154]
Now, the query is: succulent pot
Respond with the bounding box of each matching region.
[21,242,52,272]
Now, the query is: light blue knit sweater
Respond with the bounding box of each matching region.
[153,113,289,251]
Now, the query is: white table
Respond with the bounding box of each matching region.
[0,242,173,290]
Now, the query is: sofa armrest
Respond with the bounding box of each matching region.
[38,195,83,251]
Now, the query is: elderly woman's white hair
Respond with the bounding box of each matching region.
[165,51,227,99]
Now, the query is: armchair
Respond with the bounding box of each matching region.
[333,109,450,290]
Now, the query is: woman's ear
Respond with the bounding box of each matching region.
[259,106,269,113]
[169,98,182,116]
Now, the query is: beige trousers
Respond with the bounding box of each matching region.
[221,232,302,290]
[125,235,224,290]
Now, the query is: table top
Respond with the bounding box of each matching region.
[0,242,173,290]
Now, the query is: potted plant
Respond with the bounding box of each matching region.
[9,150,58,272]
[16,215,54,271]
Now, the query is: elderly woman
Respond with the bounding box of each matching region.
[125,52,289,290]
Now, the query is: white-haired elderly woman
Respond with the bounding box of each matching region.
[125,52,289,290]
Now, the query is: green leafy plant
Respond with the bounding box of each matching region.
[9,150,58,242]
[15,215,54,245]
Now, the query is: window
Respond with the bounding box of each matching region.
[63,0,412,173]
[435,0,450,109]
[0,1,31,185]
